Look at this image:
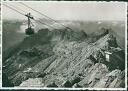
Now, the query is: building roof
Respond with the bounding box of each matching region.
[105,47,122,55]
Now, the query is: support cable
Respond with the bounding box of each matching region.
[20,2,73,30]
[3,3,56,29]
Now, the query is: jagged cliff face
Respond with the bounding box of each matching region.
[3,27,125,88]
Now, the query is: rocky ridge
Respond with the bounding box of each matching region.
[3,28,125,88]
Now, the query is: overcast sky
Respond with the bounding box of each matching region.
[3,2,126,21]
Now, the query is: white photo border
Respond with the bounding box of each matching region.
[0,1,127,90]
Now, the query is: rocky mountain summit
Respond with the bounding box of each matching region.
[3,27,125,88]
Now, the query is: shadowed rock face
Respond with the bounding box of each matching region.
[3,28,125,88]
[2,73,14,87]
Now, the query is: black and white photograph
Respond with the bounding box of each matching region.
[2,2,127,90]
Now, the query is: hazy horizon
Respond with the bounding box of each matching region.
[3,2,126,21]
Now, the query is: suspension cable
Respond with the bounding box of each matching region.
[4,3,28,14]
[20,2,73,30]
[3,3,25,16]
[3,3,56,29]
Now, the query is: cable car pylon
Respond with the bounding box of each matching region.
[25,13,35,35]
